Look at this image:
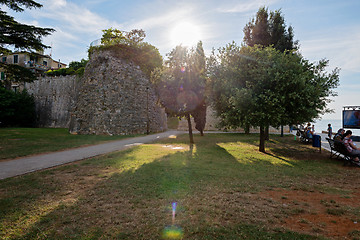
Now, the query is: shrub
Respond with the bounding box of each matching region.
[0,87,36,127]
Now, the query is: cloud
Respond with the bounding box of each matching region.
[217,0,281,13]
[300,28,360,73]
[37,1,118,35]
[129,8,194,31]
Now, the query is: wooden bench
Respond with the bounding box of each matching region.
[326,138,360,167]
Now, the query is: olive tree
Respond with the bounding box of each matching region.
[209,44,339,152]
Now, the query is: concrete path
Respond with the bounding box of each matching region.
[0,130,183,180]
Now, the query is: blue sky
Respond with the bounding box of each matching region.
[6,0,360,120]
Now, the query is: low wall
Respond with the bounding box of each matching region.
[178,106,290,133]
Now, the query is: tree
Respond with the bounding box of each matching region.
[243,6,298,137]
[0,0,54,88]
[190,41,207,136]
[151,42,207,143]
[208,44,339,152]
[243,6,298,52]
[0,87,35,127]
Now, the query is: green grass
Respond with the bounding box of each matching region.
[0,133,358,239]
[0,128,139,160]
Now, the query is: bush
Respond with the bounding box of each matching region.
[0,87,36,127]
[45,59,88,77]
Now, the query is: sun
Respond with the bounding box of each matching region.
[170,21,202,47]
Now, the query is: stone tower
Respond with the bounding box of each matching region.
[69,48,167,135]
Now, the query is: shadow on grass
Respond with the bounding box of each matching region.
[0,133,336,239]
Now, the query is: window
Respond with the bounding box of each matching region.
[43,61,47,66]
[13,55,18,64]
[0,72,5,80]
[2,57,6,63]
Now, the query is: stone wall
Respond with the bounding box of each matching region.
[25,76,77,128]
[69,48,167,135]
[178,106,290,133]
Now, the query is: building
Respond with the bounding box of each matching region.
[0,51,67,91]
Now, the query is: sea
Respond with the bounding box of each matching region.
[313,119,360,136]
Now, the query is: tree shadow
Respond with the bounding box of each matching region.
[0,133,337,239]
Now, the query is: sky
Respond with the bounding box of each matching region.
[6,0,360,120]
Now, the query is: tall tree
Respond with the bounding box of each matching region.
[190,41,207,136]
[243,6,298,52]
[0,0,54,88]
[151,42,207,143]
[209,44,339,152]
[243,7,298,138]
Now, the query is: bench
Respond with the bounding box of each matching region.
[326,138,360,167]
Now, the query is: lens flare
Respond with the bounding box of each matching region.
[162,202,183,239]
[162,225,183,239]
[170,21,202,47]
[172,202,177,212]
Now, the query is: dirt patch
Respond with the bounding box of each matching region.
[259,189,360,239]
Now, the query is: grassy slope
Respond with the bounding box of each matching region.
[0,128,138,160]
[1,133,358,239]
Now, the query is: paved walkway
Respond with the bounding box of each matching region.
[0,130,183,180]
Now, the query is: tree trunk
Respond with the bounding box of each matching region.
[186,113,194,144]
[245,124,250,134]
[265,126,269,140]
[281,125,284,137]
[259,126,266,152]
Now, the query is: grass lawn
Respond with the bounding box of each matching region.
[0,128,138,160]
[1,133,360,239]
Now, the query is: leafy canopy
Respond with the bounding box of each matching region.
[208,43,339,151]
[0,0,54,54]
[46,59,89,77]
[0,0,54,88]
[89,28,162,79]
[151,42,207,142]
[243,6,298,52]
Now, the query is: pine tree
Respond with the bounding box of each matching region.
[0,0,54,88]
[243,7,298,52]
[190,41,207,136]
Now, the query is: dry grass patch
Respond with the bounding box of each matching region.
[1,133,359,239]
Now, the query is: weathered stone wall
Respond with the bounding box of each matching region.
[25,76,77,128]
[69,48,167,135]
[178,106,290,133]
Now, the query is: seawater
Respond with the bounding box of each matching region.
[313,119,360,136]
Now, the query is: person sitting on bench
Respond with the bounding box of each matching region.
[333,128,345,141]
[343,130,360,162]
[305,123,313,139]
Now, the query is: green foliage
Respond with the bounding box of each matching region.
[152,43,206,117]
[0,0,54,86]
[0,63,37,89]
[89,28,162,79]
[0,87,35,127]
[45,59,88,77]
[100,28,146,46]
[151,42,207,142]
[243,7,298,52]
[208,43,339,151]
